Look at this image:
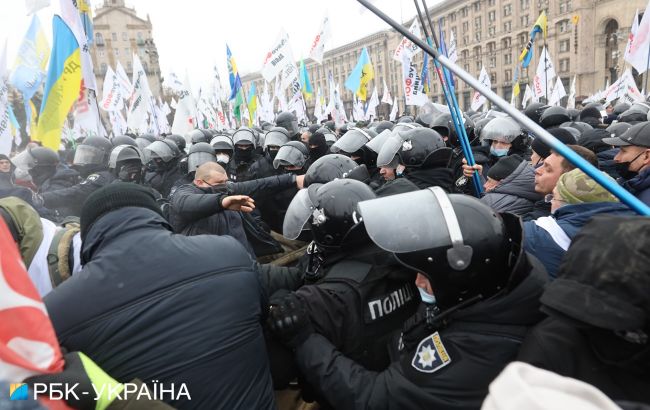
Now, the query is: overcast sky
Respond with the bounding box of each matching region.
[1,0,442,92]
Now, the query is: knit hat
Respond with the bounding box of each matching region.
[577,128,611,154]
[530,128,577,159]
[487,154,523,181]
[555,169,618,205]
[80,183,163,240]
[579,106,602,122]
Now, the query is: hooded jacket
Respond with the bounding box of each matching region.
[481,161,543,215]
[621,167,650,206]
[44,207,275,410]
[523,202,633,278]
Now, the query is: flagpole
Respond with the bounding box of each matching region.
[357,0,650,216]
[644,40,650,96]
[544,38,548,104]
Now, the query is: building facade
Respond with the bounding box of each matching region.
[242,0,645,120]
[91,0,163,98]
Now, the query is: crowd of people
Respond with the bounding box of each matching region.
[1,99,649,409]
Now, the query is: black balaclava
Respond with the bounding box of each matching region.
[308,132,329,160]
[28,165,57,187]
[234,144,254,163]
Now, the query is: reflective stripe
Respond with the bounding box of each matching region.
[534,216,571,251]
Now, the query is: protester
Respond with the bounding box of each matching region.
[481,154,543,215]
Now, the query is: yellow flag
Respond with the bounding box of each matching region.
[571,15,580,26]
[535,11,548,39]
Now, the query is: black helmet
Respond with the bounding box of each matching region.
[108,145,144,183]
[375,120,394,134]
[30,146,60,167]
[540,106,571,129]
[210,135,234,152]
[232,127,257,147]
[165,134,187,152]
[324,120,336,132]
[74,136,113,167]
[308,124,321,134]
[134,135,155,157]
[560,121,593,136]
[316,127,337,147]
[111,135,137,148]
[397,115,414,123]
[273,141,309,169]
[613,103,631,116]
[187,142,216,172]
[304,154,358,186]
[264,127,291,150]
[359,188,523,311]
[430,113,476,147]
[618,106,648,123]
[523,102,549,124]
[275,111,299,136]
[187,129,209,145]
[606,122,632,139]
[330,128,377,155]
[283,179,376,251]
[567,108,580,121]
[144,139,181,164]
[378,128,450,169]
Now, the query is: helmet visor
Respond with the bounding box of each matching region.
[144,141,175,162]
[264,131,290,149]
[188,152,216,172]
[73,145,104,166]
[233,130,256,146]
[11,150,35,170]
[480,118,522,143]
[376,131,405,167]
[273,145,307,169]
[331,129,372,154]
[366,129,394,154]
[283,188,316,239]
[109,145,142,169]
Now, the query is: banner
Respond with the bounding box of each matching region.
[389,96,398,121]
[309,15,332,64]
[261,30,294,82]
[471,65,491,111]
[532,46,555,99]
[171,73,197,135]
[100,66,124,111]
[59,0,96,90]
[548,77,567,106]
[381,79,392,104]
[393,19,421,62]
[126,54,153,133]
[115,61,132,99]
[402,54,427,106]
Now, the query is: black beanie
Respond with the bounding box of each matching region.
[578,128,611,154]
[80,182,163,240]
[579,106,602,122]
[487,154,523,181]
[531,128,577,159]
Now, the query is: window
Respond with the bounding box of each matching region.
[521,15,529,27]
[122,32,127,41]
[100,63,107,74]
[474,16,482,29]
[520,0,530,9]
[558,20,570,33]
[503,4,512,16]
[461,6,468,17]
[559,39,570,52]
[99,49,104,57]
[487,42,496,53]
[476,61,482,71]
[475,31,482,42]
[490,72,497,83]
[488,0,496,6]
[474,1,480,12]
[464,63,470,72]
[559,0,572,13]
[463,21,469,32]
[114,48,119,56]
[505,69,512,81]
[519,32,528,45]
[505,52,512,64]
[560,58,570,72]
[489,56,496,68]
[489,26,496,37]
[125,47,130,55]
[450,12,457,22]
[474,46,482,59]
[111,32,117,41]
[440,16,446,26]
[489,10,496,22]
[95,32,104,45]
[463,35,469,45]
[504,21,512,32]
[462,50,469,60]
[503,37,512,48]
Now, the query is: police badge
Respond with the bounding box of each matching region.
[411,331,451,373]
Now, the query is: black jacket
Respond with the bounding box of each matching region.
[41,170,115,217]
[291,254,547,410]
[44,207,275,410]
[404,167,455,191]
[39,165,79,194]
[249,154,282,180]
[145,161,185,198]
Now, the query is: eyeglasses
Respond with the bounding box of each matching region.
[544,193,566,203]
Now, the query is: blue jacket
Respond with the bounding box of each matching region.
[621,167,650,206]
[523,202,633,278]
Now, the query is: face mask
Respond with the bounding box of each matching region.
[117,163,143,183]
[216,154,230,164]
[490,147,509,157]
[616,151,646,180]
[418,287,437,305]
[235,147,253,162]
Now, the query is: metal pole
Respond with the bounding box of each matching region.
[357,0,650,216]
[644,40,650,95]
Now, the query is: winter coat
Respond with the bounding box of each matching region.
[621,167,650,206]
[597,148,620,179]
[403,167,455,191]
[481,160,543,215]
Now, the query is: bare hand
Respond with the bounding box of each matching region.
[295,175,305,189]
[461,158,483,178]
[221,195,255,212]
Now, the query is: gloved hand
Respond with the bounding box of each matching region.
[24,351,124,410]
[268,294,314,349]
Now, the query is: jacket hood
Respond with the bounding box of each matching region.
[490,160,543,202]
[405,167,454,191]
[553,202,634,239]
[623,167,650,195]
[0,196,43,267]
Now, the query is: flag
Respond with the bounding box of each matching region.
[59,0,96,91]
[171,73,197,135]
[73,84,105,137]
[314,86,326,122]
[353,95,365,122]
[108,110,127,135]
[567,75,577,109]
[393,19,421,62]
[471,65,491,111]
[448,29,458,63]
[365,86,380,120]
[571,15,580,26]
[261,30,293,82]
[0,42,12,156]
[421,52,430,94]
[227,44,245,120]
[100,66,124,111]
[549,77,567,106]
[522,84,534,108]
[77,0,93,45]
[389,96,398,121]
[299,59,314,99]
[25,0,50,15]
[126,54,153,133]
[402,53,427,106]
[519,11,548,68]
[625,7,649,72]
[381,80,392,104]
[35,16,82,150]
[8,104,23,147]
[532,46,555,99]
[309,15,332,64]
[512,65,521,104]
[10,14,50,103]
[624,10,639,63]
[27,100,38,136]
[345,47,374,101]
[115,61,132,98]
[212,65,225,102]
[247,83,257,127]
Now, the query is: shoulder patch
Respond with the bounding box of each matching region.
[81,174,100,184]
[411,331,451,373]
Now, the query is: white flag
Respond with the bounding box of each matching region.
[402,54,427,106]
[0,42,12,155]
[171,73,198,135]
[109,110,127,136]
[625,1,650,73]
[567,75,577,109]
[114,61,133,99]
[73,86,105,138]
[309,15,332,64]
[532,46,556,99]
[549,77,567,106]
[389,97,398,121]
[352,96,365,122]
[314,87,326,122]
[381,80,392,104]
[365,86,380,120]
[448,30,458,63]
[100,66,124,112]
[624,70,645,103]
[215,100,228,130]
[624,10,640,63]
[164,72,185,93]
[59,0,96,91]
[522,84,533,109]
[393,20,422,62]
[471,65,491,111]
[261,30,294,82]
[604,74,626,105]
[127,54,153,133]
[26,0,50,14]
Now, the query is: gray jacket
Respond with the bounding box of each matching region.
[481,160,543,216]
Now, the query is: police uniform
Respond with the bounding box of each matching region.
[42,171,115,217]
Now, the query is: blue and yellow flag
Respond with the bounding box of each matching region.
[227,44,245,120]
[10,14,50,101]
[247,83,257,127]
[35,16,82,150]
[519,11,547,68]
[345,47,374,101]
[299,59,314,99]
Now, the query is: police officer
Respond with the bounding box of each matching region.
[231,127,261,181]
[108,145,146,184]
[331,128,382,186]
[40,136,115,217]
[144,139,184,198]
[269,188,547,410]
[210,133,235,172]
[275,111,301,140]
[249,127,290,180]
[270,179,421,406]
[110,134,138,148]
[27,146,80,194]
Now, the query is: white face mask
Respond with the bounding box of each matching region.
[216,154,230,164]
[418,287,437,305]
